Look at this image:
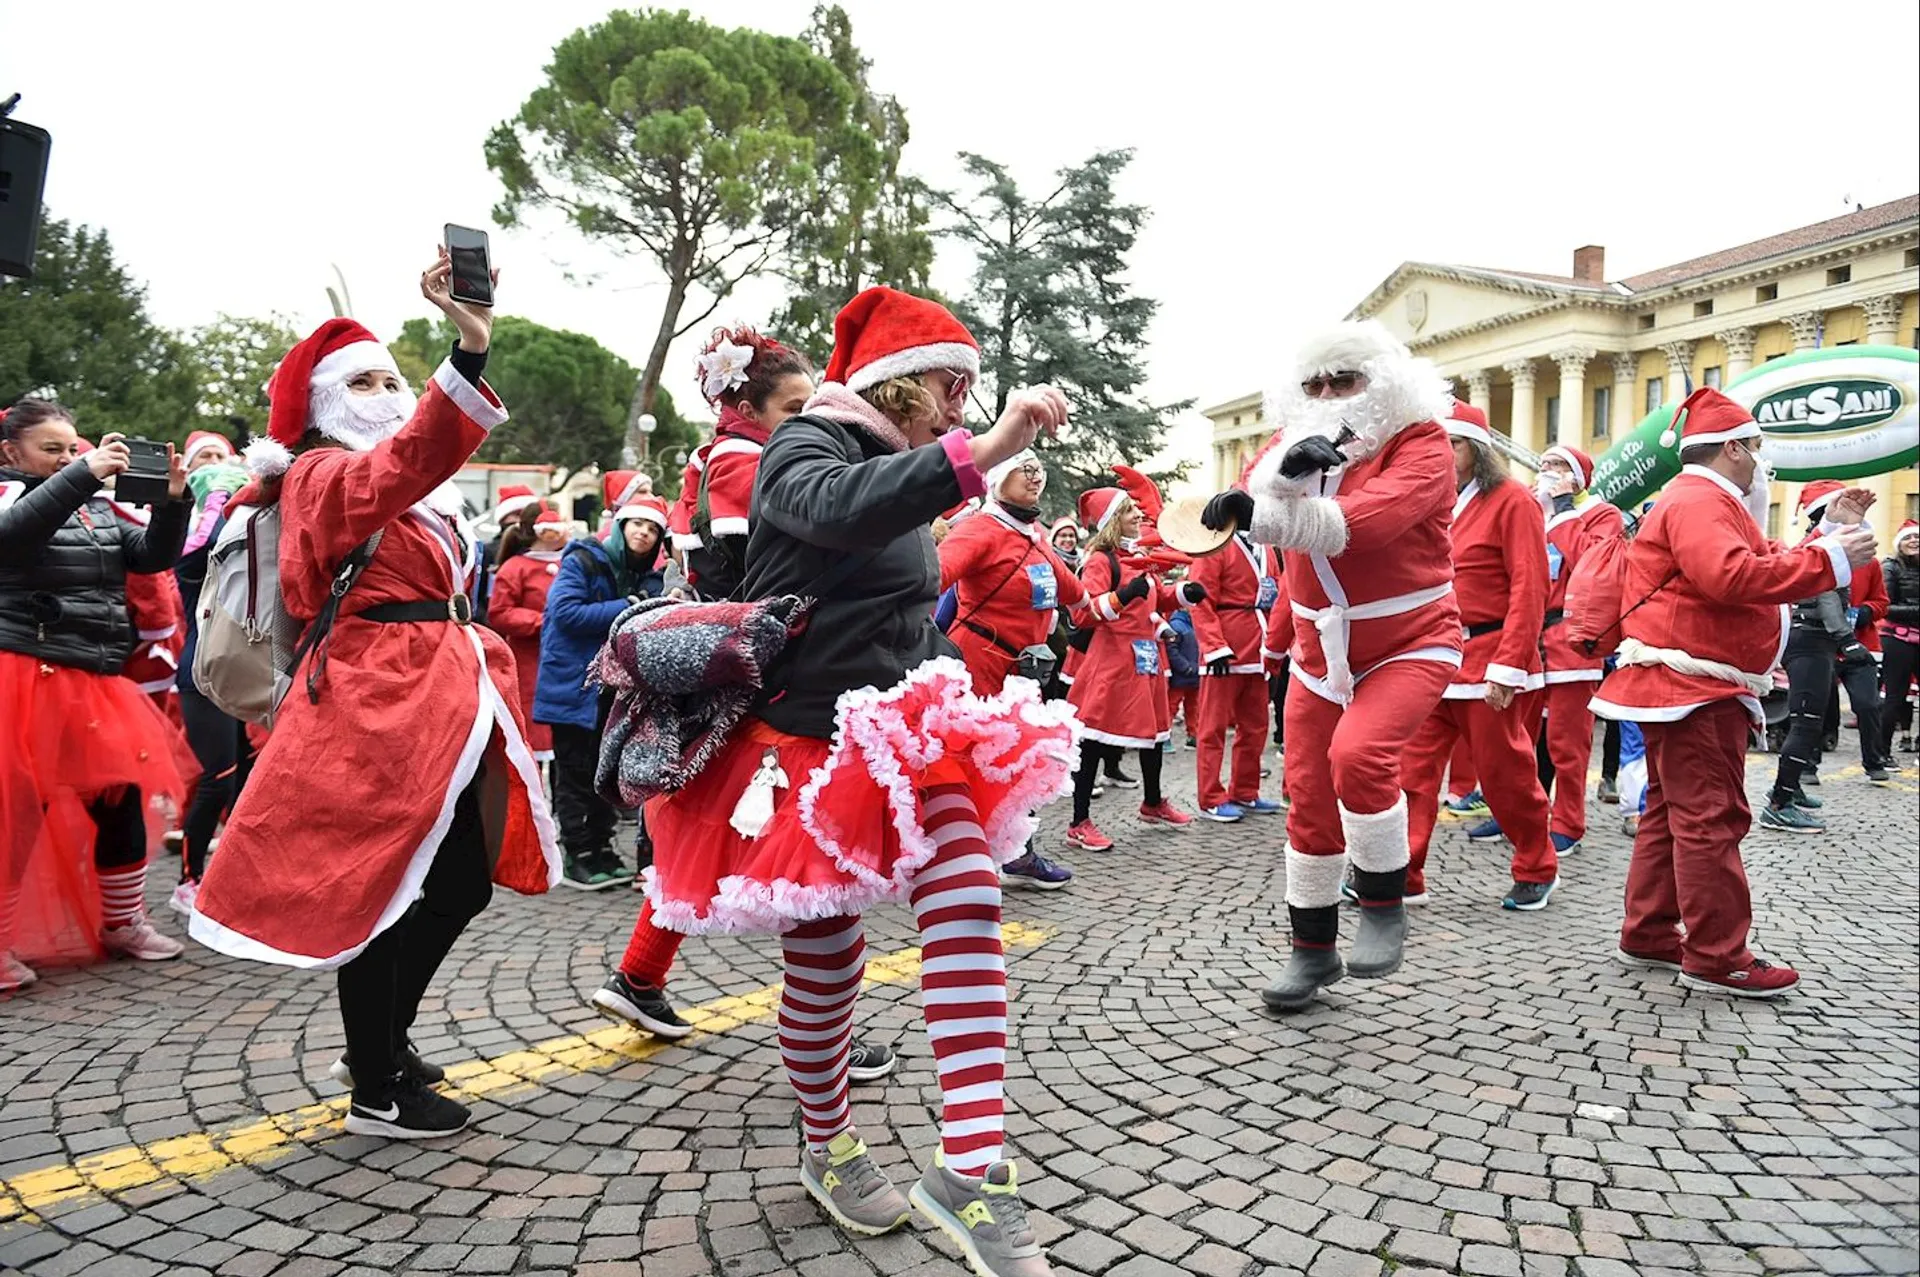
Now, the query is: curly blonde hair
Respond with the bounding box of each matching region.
[858,376,941,429]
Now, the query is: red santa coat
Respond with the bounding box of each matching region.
[1542,499,1625,682]
[1591,466,1846,725]
[1267,422,1462,702]
[1068,548,1181,747]
[191,363,561,969]
[1188,534,1280,673]
[484,547,562,757]
[669,416,768,554]
[937,505,1092,697]
[1445,477,1549,700]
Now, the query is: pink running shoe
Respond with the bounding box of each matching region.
[1065,820,1114,851]
[1137,801,1194,829]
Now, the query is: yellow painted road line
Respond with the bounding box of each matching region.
[0,921,1055,1222]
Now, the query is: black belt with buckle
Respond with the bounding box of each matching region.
[359,594,474,625]
[1464,619,1504,639]
[1541,608,1565,629]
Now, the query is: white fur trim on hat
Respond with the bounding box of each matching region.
[843,342,981,396]
[1541,445,1588,489]
[986,449,1041,496]
[309,340,402,391]
[616,502,669,529]
[1443,419,1493,448]
[244,435,295,479]
[1660,418,1761,450]
[496,494,538,519]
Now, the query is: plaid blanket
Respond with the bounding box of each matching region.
[592,595,808,807]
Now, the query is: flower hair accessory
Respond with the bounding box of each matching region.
[698,339,755,400]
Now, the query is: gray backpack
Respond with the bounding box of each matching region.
[193,502,378,726]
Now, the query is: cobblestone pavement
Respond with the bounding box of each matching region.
[2,731,1916,1277]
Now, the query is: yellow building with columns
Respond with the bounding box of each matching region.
[1205,196,1919,545]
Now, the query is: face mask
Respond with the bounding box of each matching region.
[310,379,417,451]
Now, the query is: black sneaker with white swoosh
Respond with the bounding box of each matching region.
[343,1079,471,1140]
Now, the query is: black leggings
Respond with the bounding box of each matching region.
[1772,631,1839,804]
[550,722,617,858]
[1835,657,1886,766]
[88,788,148,870]
[1883,636,1919,751]
[179,681,252,882]
[1269,660,1289,746]
[337,778,493,1093]
[1601,719,1622,783]
[1072,743,1163,823]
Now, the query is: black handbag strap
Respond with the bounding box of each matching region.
[297,529,383,704]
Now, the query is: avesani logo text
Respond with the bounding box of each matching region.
[1754,380,1902,432]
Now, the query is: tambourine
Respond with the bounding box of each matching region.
[1156,496,1235,557]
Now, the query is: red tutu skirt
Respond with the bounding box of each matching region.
[644,656,1079,935]
[0,650,193,966]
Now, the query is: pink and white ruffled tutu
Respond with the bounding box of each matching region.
[643,657,1078,935]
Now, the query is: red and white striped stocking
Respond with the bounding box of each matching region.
[912,783,1008,1178]
[97,861,149,930]
[779,916,866,1153]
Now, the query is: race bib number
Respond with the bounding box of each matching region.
[1257,575,1279,611]
[1026,562,1058,610]
[1132,639,1161,676]
[1546,544,1564,583]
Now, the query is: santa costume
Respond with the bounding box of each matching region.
[484,502,567,760]
[191,316,561,1130]
[669,417,768,601]
[637,286,1071,1255]
[1187,529,1281,816]
[1400,404,1557,908]
[1534,445,1624,847]
[1218,320,1462,1011]
[1591,388,1854,998]
[1064,486,1204,848]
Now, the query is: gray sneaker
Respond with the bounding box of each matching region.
[800,1131,910,1236]
[910,1150,1052,1277]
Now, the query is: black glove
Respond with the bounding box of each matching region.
[1207,657,1231,678]
[1201,489,1254,532]
[1182,581,1208,604]
[1839,641,1873,667]
[1278,435,1346,479]
[1117,574,1151,605]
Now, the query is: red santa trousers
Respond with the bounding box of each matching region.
[1404,693,1558,894]
[1283,659,1453,897]
[1538,681,1599,842]
[1446,738,1477,801]
[1197,672,1270,809]
[1620,699,1756,972]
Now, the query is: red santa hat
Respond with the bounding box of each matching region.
[1795,479,1845,519]
[1541,444,1594,490]
[823,286,980,396]
[1441,402,1492,448]
[533,501,565,527]
[1659,387,1760,451]
[1078,487,1130,532]
[602,469,651,517]
[1896,519,1920,547]
[495,483,538,518]
[614,493,670,529]
[250,318,402,476]
[182,430,233,470]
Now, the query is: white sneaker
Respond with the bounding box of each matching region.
[101,917,185,961]
[168,880,199,919]
[1,951,38,991]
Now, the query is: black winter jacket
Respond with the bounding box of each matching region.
[742,415,970,738]
[1885,554,1920,628]
[0,461,191,674]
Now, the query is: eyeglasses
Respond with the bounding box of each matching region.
[938,370,972,406]
[1301,371,1366,399]
[1012,462,1045,481]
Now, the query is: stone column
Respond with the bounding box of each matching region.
[1716,327,1757,380]
[1659,340,1695,399]
[1464,369,1494,412]
[1503,359,1539,453]
[1610,351,1638,438]
[1786,311,1825,351]
[1552,348,1595,448]
[1863,294,1905,346]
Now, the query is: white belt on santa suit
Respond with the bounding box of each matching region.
[1291,582,1456,706]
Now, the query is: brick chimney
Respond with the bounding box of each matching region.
[1572,245,1605,283]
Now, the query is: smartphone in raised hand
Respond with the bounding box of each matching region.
[444,224,494,308]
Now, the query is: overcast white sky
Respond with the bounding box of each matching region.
[5,0,1917,489]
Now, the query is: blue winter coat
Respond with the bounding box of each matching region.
[1167,609,1201,689]
[532,537,663,730]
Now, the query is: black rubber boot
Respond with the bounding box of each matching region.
[1348,867,1407,978]
[1262,906,1345,1011]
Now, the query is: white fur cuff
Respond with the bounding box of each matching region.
[1286,845,1348,908]
[1341,795,1409,873]
[1250,495,1349,556]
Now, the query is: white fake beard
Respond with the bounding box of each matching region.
[309,381,417,451]
[1534,476,1558,515]
[1741,459,1774,528]
[1272,352,1456,468]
